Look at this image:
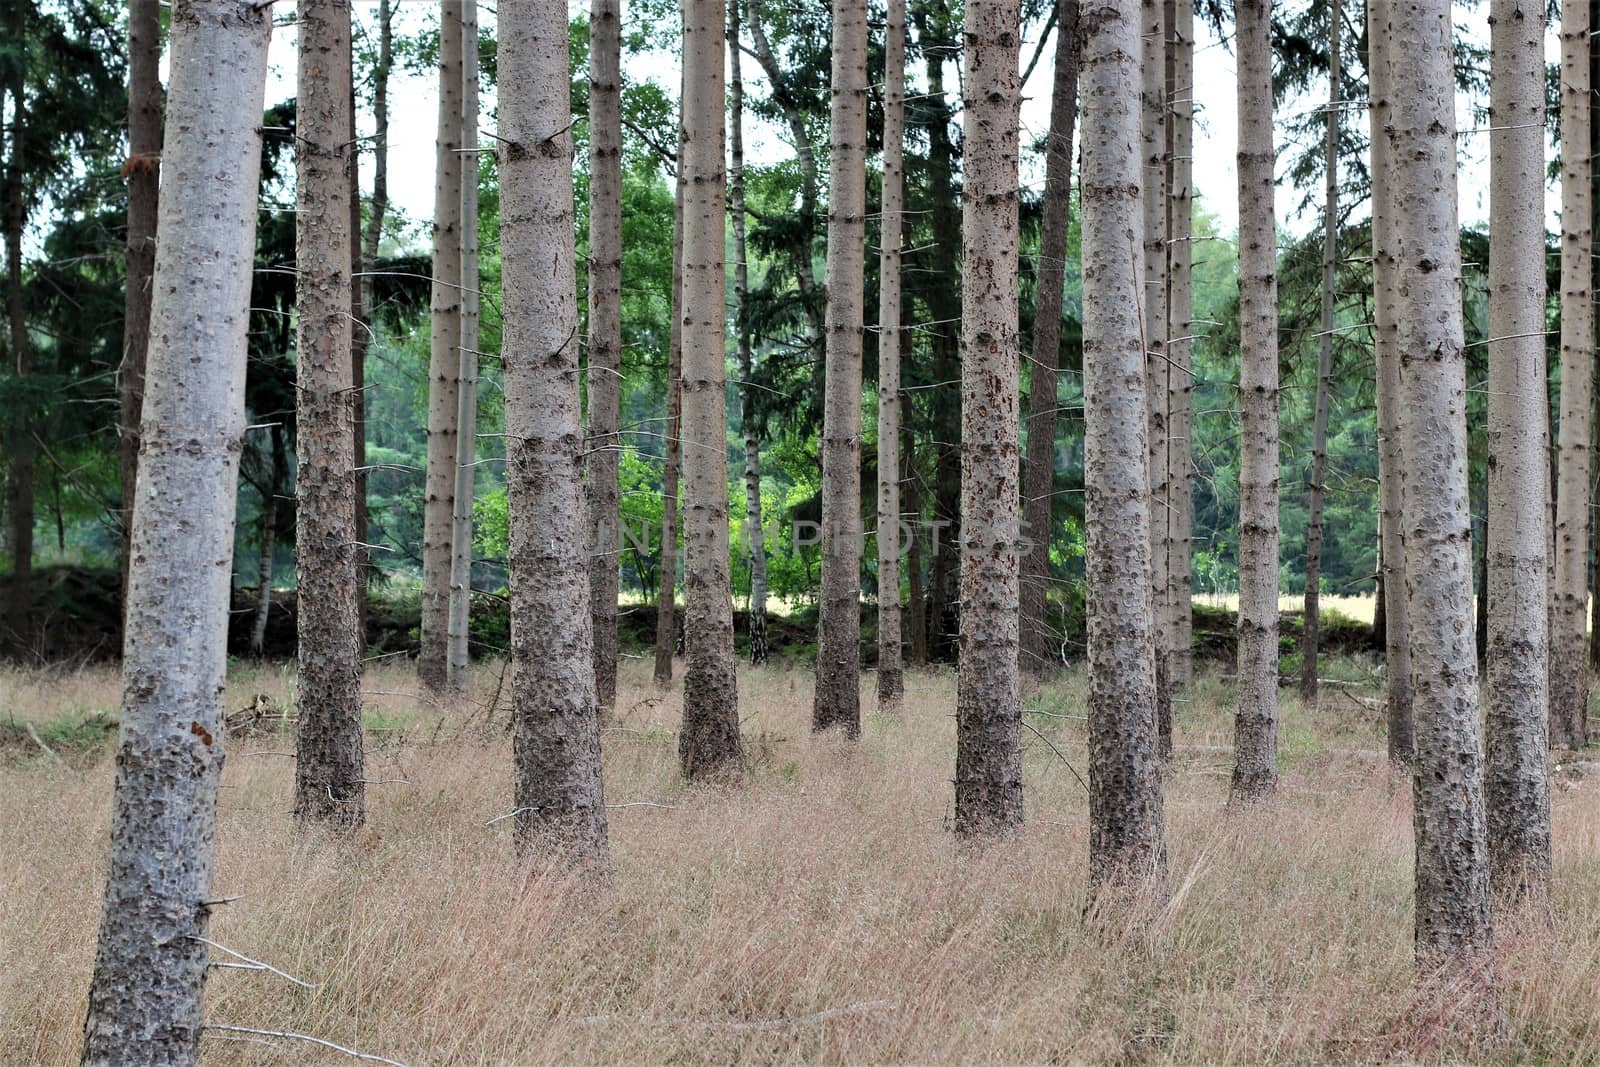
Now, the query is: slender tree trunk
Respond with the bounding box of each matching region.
[1166,0,1194,689]
[80,4,272,1058]
[1301,0,1340,706]
[356,0,391,633]
[1390,0,1495,966]
[348,59,369,648]
[1020,0,1079,680]
[1368,0,1413,765]
[586,0,624,707]
[1552,0,1593,750]
[3,44,33,656]
[119,0,161,608]
[1231,0,1281,803]
[420,0,464,690]
[654,123,686,685]
[876,0,908,703]
[251,426,286,657]
[677,0,743,777]
[500,0,610,861]
[1141,0,1172,754]
[1083,0,1167,896]
[447,0,481,692]
[906,432,928,665]
[1485,0,1552,903]
[294,0,365,828]
[814,0,869,736]
[955,0,1024,835]
[729,0,769,667]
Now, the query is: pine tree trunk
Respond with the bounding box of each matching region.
[348,63,369,648]
[906,432,928,665]
[677,0,743,777]
[1231,0,1281,803]
[500,0,610,860]
[654,122,686,685]
[447,1,481,692]
[955,0,1024,835]
[1141,0,1172,755]
[875,0,908,704]
[1485,0,1552,903]
[1552,0,1593,750]
[1082,0,1167,896]
[729,0,769,668]
[356,0,391,637]
[1301,0,1339,706]
[81,4,272,1058]
[251,425,286,658]
[420,0,464,690]
[1390,0,1494,964]
[1020,0,1079,680]
[294,0,365,828]
[118,0,161,608]
[1367,0,1413,765]
[814,0,869,736]
[1165,0,1194,689]
[3,41,33,657]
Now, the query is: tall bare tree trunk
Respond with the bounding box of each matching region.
[119,0,161,608]
[875,0,908,704]
[420,0,464,690]
[250,425,286,657]
[587,0,624,707]
[814,0,869,736]
[1166,0,1194,688]
[654,123,686,686]
[1230,0,1281,803]
[81,3,272,1057]
[447,0,481,692]
[1301,0,1339,706]
[356,0,392,634]
[3,34,32,656]
[677,0,742,776]
[500,0,610,860]
[1552,0,1593,750]
[906,433,928,665]
[1391,0,1494,966]
[348,58,368,649]
[1020,0,1079,680]
[1083,0,1167,895]
[729,0,769,667]
[1141,0,1171,753]
[294,0,365,828]
[1368,0,1412,765]
[1485,0,1552,903]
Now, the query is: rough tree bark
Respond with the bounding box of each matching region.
[814,0,869,736]
[500,0,611,860]
[447,0,481,692]
[294,0,365,828]
[1141,0,1171,754]
[653,121,686,685]
[1368,0,1412,765]
[1390,0,1494,965]
[80,3,272,1059]
[1301,0,1339,706]
[1020,0,1080,679]
[1166,0,1194,688]
[677,0,743,777]
[250,425,286,657]
[1485,0,1552,903]
[1082,0,1167,895]
[1552,0,1593,750]
[729,0,770,667]
[119,0,161,604]
[876,0,908,704]
[420,0,464,691]
[3,24,32,656]
[1231,0,1281,803]
[587,0,624,707]
[356,0,392,633]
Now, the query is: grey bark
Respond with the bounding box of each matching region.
[420,0,464,690]
[1368,0,1413,765]
[1020,0,1080,679]
[250,425,286,658]
[654,121,686,685]
[80,3,272,1060]
[1552,0,1593,750]
[499,0,611,861]
[294,0,365,828]
[1166,0,1194,689]
[1141,0,1171,753]
[876,0,908,704]
[1231,0,1281,803]
[587,0,624,707]
[448,0,482,692]
[1082,0,1167,896]
[1485,0,1552,902]
[814,0,869,737]
[677,0,743,777]
[1389,0,1494,962]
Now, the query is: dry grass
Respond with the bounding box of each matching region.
[3,656,1600,1064]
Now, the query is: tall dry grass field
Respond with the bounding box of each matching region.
[3,657,1599,1064]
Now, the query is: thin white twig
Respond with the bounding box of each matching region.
[203,1025,410,1067]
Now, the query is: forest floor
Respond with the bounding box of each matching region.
[3,655,1599,1064]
